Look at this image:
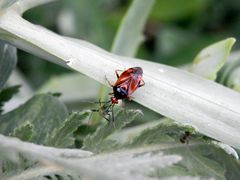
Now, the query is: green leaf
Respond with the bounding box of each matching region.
[111,0,155,56]
[220,53,240,92]
[0,40,17,89]
[125,119,240,179]
[227,67,240,92]
[1,118,239,179]
[0,85,20,114]
[127,119,195,147]
[1,113,240,180]
[0,156,36,179]
[47,111,89,148]
[218,54,240,86]
[191,38,236,80]
[83,108,143,153]
[10,121,34,142]
[0,94,68,145]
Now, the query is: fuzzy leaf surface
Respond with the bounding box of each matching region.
[0,94,68,144]
[47,111,89,148]
[83,108,143,153]
[125,119,240,179]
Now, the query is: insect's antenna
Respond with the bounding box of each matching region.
[100,99,112,104]
[94,99,112,110]
[105,75,113,87]
[78,99,111,105]
[105,103,115,129]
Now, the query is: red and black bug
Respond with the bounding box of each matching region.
[109,66,145,103]
[92,67,145,122]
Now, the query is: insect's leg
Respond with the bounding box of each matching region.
[98,99,102,107]
[104,102,113,111]
[95,99,111,107]
[127,96,134,101]
[105,114,113,129]
[102,115,110,122]
[110,104,117,128]
[99,99,108,109]
[108,92,114,97]
[111,104,115,122]
[105,75,113,87]
[96,104,111,122]
[91,99,105,104]
[138,79,145,87]
[100,103,112,119]
[107,112,116,129]
[102,104,115,128]
[106,111,117,129]
[115,70,122,78]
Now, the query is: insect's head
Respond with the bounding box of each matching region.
[111,97,118,104]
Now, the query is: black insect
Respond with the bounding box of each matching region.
[180,131,191,144]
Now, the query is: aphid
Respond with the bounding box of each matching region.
[180,131,191,144]
[93,67,144,122]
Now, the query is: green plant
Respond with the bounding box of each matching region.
[0,0,240,179]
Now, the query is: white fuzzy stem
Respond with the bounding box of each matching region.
[0,134,182,180]
[0,134,93,158]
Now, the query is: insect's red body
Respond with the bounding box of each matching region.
[110,67,144,104]
[92,67,144,123]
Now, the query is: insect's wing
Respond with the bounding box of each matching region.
[114,67,144,96]
[114,69,133,86]
[127,76,142,96]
